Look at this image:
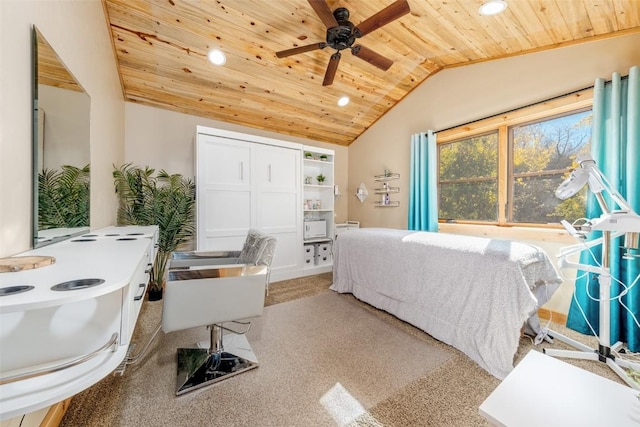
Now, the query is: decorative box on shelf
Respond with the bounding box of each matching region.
[302,241,332,268]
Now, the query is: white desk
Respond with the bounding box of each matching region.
[0,226,157,420]
[479,350,640,426]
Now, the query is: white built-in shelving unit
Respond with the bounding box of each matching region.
[302,146,335,272]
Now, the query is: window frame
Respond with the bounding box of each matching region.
[435,88,593,228]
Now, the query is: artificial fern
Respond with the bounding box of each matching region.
[113,163,196,291]
[38,164,90,229]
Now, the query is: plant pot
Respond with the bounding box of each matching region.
[148,288,163,301]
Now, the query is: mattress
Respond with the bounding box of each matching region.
[330,228,563,379]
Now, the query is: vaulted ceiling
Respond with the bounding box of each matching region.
[102,0,640,146]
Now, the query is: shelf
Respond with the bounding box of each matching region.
[304,184,333,189]
[304,157,333,164]
[303,237,333,244]
[374,172,400,182]
[374,201,400,207]
[304,209,333,212]
[373,186,400,194]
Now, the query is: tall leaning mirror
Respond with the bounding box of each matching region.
[32,27,91,248]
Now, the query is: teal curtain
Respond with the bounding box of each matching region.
[567,66,640,351]
[408,131,438,231]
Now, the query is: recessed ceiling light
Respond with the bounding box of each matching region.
[207,49,226,66]
[479,0,507,16]
[337,96,350,107]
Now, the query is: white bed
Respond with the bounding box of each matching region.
[330,228,562,379]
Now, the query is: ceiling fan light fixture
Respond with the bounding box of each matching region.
[479,0,507,16]
[207,49,226,66]
[275,1,411,86]
[337,95,350,107]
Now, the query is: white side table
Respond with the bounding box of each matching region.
[479,350,640,426]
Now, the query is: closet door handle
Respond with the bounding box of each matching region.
[268,164,272,182]
[240,162,244,181]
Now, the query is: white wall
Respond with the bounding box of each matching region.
[124,102,349,224]
[347,32,640,314]
[0,0,124,257]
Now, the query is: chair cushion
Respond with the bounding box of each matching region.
[256,236,276,267]
[237,229,269,265]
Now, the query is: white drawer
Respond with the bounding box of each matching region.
[315,253,331,266]
[317,242,332,255]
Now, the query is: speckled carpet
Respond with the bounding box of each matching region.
[61,272,627,427]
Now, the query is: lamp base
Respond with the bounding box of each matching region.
[544,330,640,390]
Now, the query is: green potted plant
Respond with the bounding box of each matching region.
[305,152,313,159]
[316,174,326,185]
[113,163,196,300]
[38,164,90,229]
[319,154,328,161]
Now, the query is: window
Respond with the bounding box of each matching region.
[436,88,593,227]
[509,110,591,224]
[439,132,498,222]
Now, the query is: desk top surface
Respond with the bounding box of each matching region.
[0,226,157,312]
[479,350,640,426]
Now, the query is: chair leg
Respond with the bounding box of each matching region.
[265,269,271,296]
[174,324,259,396]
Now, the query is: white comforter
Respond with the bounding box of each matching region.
[330,228,562,379]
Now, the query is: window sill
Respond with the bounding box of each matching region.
[438,222,575,243]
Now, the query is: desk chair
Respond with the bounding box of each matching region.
[170,229,276,294]
[162,231,276,395]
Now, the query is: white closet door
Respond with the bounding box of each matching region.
[254,144,300,270]
[197,135,252,251]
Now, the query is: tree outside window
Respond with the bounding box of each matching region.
[438,132,498,222]
[437,108,591,226]
[510,110,591,224]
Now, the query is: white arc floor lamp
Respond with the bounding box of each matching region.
[545,154,640,390]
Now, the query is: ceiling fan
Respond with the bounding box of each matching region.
[276,0,411,86]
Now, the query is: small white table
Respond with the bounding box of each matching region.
[479,350,640,426]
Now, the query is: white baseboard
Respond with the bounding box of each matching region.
[270,265,332,282]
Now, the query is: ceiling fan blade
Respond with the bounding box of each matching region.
[355,0,411,38]
[323,52,341,86]
[308,0,339,28]
[276,42,326,58]
[351,45,393,71]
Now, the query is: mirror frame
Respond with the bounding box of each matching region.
[32,26,91,248]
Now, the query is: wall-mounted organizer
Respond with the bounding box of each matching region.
[373,171,400,207]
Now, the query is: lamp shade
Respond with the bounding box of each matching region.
[556,168,590,200]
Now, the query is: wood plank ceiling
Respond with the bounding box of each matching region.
[36,29,83,92]
[103,0,640,146]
